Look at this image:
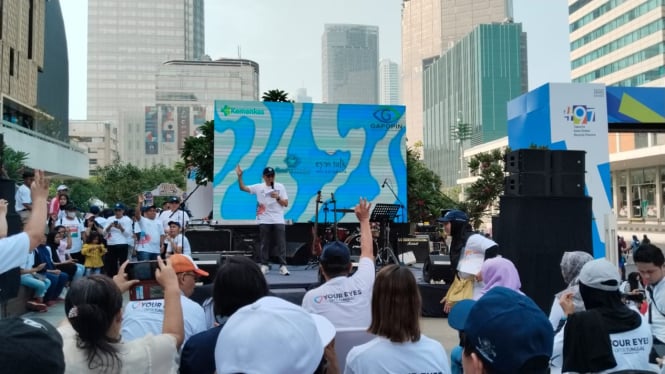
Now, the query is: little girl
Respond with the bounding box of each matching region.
[81,231,107,275]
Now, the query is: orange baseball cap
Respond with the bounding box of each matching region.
[170,254,209,277]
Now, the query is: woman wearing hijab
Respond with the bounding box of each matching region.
[477,257,522,298]
[548,251,594,330]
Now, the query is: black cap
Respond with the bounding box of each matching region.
[0,317,65,374]
[89,206,100,214]
[113,203,125,211]
[167,220,181,227]
[320,241,351,265]
[263,167,275,176]
[22,170,34,178]
[168,196,180,203]
[141,205,156,213]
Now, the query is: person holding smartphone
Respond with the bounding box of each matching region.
[103,203,133,277]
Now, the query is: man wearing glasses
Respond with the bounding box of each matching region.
[121,254,207,344]
[236,165,290,276]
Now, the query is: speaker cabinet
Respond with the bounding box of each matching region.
[185,229,233,252]
[551,173,585,197]
[551,150,585,174]
[504,173,550,196]
[495,196,592,312]
[398,236,430,263]
[505,149,550,173]
[422,254,454,283]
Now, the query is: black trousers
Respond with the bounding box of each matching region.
[104,244,129,277]
[257,224,286,266]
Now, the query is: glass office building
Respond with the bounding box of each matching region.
[423,23,527,187]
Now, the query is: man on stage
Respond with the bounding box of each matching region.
[235,165,290,276]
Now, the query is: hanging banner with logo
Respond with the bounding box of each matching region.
[177,106,190,150]
[212,101,407,223]
[145,106,158,155]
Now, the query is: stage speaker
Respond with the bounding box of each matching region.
[504,173,550,196]
[551,173,585,197]
[0,179,19,235]
[286,242,310,266]
[495,196,592,312]
[186,229,232,252]
[551,150,585,174]
[422,254,454,284]
[398,236,430,263]
[504,149,550,173]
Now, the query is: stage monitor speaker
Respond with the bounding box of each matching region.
[495,195,592,312]
[504,173,550,196]
[286,242,310,266]
[551,150,585,174]
[422,254,454,284]
[398,236,430,263]
[551,173,585,197]
[505,149,550,173]
[186,229,232,252]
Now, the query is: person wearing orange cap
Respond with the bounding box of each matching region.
[121,254,208,344]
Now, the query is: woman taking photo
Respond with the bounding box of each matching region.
[58,258,184,373]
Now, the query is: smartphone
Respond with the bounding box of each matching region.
[125,261,158,281]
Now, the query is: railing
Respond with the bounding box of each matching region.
[1,120,87,154]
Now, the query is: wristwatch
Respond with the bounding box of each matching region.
[276,197,281,202]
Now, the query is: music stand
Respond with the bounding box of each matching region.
[370,204,401,266]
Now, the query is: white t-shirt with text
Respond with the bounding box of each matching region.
[136,216,165,254]
[248,182,287,224]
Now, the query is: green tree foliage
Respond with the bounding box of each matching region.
[3,146,29,183]
[261,89,292,102]
[180,120,214,185]
[460,149,506,229]
[407,146,456,223]
[50,178,102,211]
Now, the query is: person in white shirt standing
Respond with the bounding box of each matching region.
[103,203,133,277]
[159,196,190,233]
[56,204,86,264]
[235,165,289,276]
[14,170,34,225]
[135,194,166,261]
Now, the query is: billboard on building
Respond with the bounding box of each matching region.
[212,101,407,223]
[145,106,158,154]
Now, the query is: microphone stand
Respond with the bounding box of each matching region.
[384,180,405,223]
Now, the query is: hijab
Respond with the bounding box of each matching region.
[556,251,593,313]
[477,257,522,298]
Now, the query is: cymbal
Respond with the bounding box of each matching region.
[334,208,355,213]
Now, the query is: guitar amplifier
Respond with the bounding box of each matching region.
[397,236,430,263]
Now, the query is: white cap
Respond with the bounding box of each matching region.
[458,234,497,275]
[56,185,68,192]
[215,296,335,374]
[578,258,620,291]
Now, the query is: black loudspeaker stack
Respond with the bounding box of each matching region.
[504,149,586,197]
[496,149,592,313]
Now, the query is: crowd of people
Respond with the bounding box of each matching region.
[5,170,665,373]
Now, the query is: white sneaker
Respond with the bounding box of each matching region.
[260,265,269,275]
[279,265,290,276]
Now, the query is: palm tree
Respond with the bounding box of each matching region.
[261,89,292,102]
[179,120,214,185]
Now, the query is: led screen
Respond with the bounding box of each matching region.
[212,101,407,223]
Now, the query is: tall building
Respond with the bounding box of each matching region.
[296,88,312,103]
[569,0,665,227]
[401,0,511,146]
[322,24,379,104]
[379,59,401,105]
[0,0,87,178]
[87,0,205,163]
[69,121,119,175]
[423,23,527,187]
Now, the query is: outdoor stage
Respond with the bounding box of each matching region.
[191,263,449,318]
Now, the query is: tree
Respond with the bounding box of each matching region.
[2,146,29,183]
[407,146,456,223]
[261,89,292,102]
[460,149,506,229]
[180,120,214,185]
[50,178,102,211]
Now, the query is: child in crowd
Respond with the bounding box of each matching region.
[81,231,106,275]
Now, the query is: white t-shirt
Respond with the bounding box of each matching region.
[302,257,374,329]
[248,182,287,224]
[159,209,190,232]
[165,234,191,256]
[551,313,653,373]
[647,280,665,342]
[57,217,86,254]
[59,324,178,374]
[136,216,165,254]
[122,294,206,344]
[0,233,30,273]
[345,335,451,374]
[14,184,31,212]
[104,216,134,245]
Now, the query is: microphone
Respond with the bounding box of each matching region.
[382,178,388,188]
[271,182,274,190]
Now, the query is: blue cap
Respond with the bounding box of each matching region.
[263,167,275,176]
[320,241,350,264]
[89,206,100,214]
[437,209,468,223]
[113,203,124,211]
[450,287,553,373]
[168,196,180,203]
[141,205,156,213]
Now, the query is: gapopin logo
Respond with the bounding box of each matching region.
[373,106,403,124]
[221,105,232,117]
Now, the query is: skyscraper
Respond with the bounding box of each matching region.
[379,59,401,105]
[401,0,511,146]
[322,24,379,104]
[87,0,204,124]
[569,0,665,223]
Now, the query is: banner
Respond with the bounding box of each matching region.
[145,106,158,155]
[177,106,190,150]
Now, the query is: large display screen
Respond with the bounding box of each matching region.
[212,101,407,223]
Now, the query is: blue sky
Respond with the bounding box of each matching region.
[61,0,571,120]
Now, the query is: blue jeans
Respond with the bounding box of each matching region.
[86,267,102,276]
[44,272,68,302]
[20,274,50,298]
[74,264,85,281]
[137,251,159,261]
[451,345,463,374]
